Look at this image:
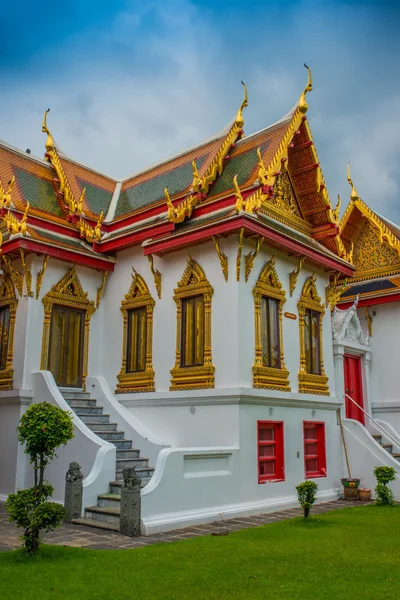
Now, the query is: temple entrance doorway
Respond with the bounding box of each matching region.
[48,306,85,387]
[344,354,365,425]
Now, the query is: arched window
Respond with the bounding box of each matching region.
[170,255,214,390]
[298,274,329,395]
[0,273,18,390]
[116,269,155,393]
[253,256,289,390]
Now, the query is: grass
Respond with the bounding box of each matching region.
[1,505,400,600]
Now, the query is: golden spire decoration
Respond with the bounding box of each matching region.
[299,64,313,114]
[347,162,359,202]
[42,108,55,152]
[235,81,248,129]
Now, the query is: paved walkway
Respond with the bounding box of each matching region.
[0,500,354,551]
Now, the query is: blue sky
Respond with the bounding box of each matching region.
[1,0,400,219]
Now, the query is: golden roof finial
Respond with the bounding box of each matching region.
[299,64,313,114]
[235,81,248,128]
[347,162,359,201]
[42,108,55,152]
[332,194,341,223]
[0,175,15,209]
[233,174,244,213]
[191,159,202,193]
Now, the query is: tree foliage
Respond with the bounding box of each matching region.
[7,402,74,553]
[373,466,396,506]
[296,480,318,518]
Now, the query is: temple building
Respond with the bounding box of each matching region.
[0,67,398,534]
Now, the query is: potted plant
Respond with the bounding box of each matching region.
[341,477,360,500]
[359,487,372,501]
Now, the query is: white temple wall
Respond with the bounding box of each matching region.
[0,400,22,497]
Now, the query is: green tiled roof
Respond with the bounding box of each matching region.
[115,155,207,218]
[77,178,114,216]
[208,140,271,199]
[14,167,64,217]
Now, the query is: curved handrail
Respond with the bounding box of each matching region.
[345,393,400,450]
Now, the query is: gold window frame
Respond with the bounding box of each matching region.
[170,255,214,390]
[253,256,290,391]
[298,273,329,395]
[41,267,95,389]
[116,269,155,393]
[0,273,18,390]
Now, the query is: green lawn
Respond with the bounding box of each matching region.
[1,505,400,600]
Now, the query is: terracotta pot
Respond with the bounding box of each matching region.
[359,489,371,501]
[343,486,359,500]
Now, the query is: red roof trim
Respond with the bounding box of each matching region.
[339,292,400,310]
[94,221,174,253]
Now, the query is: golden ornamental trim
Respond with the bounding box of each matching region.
[78,211,104,244]
[325,272,348,310]
[364,306,373,337]
[297,273,329,395]
[116,269,155,393]
[252,255,290,391]
[170,255,214,390]
[166,83,248,223]
[212,236,228,282]
[245,236,264,282]
[0,272,18,390]
[36,254,49,299]
[0,175,15,210]
[147,254,162,299]
[289,255,305,297]
[96,271,108,309]
[40,267,96,389]
[236,228,244,282]
[20,249,33,297]
[3,255,24,297]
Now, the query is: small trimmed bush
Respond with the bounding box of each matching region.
[373,466,396,506]
[6,402,74,553]
[296,480,318,518]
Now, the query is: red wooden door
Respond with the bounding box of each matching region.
[344,355,365,425]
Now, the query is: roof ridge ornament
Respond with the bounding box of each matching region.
[347,162,359,202]
[299,64,313,114]
[235,81,248,129]
[42,108,55,152]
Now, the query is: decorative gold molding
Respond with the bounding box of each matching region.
[40,267,96,389]
[147,255,162,299]
[234,174,245,213]
[96,271,108,309]
[298,274,329,395]
[166,83,248,223]
[3,255,24,297]
[78,211,104,244]
[289,255,305,297]
[245,236,264,282]
[20,249,33,297]
[325,272,347,310]
[170,255,214,390]
[236,228,244,282]
[212,236,228,282]
[0,272,18,389]
[364,306,373,337]
[116,269,155,393]
[252,256,290,391]
[36,255,49,300]
[0,175,15,210]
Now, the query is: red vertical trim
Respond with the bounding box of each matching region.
[343,355,365,425]
[303,422,327,478]
[257,421,285,484]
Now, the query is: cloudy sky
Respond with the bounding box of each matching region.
[1,0,399,220]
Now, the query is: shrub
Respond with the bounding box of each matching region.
[373,466,396,506]
[6,402,74,553]
[296,480,318,518]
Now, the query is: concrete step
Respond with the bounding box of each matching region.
[116,457,149,469]
[381,444,393,454]
[85,505,120,525]
[79,414,110,424]
[392,453,400,460]
[116,449,140,459]
[115,466,154,481]
[62,392,91,400]
[95,431,125,441]
[98,493,121,508]
[74,407,104,416]
[86,423,118,433]
[68,399,97,408]
[112,439,133,450]
[71,518,120,532]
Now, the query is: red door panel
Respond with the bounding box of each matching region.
[344,355,365,425]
